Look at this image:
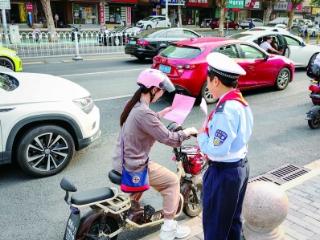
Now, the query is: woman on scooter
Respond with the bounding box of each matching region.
[112,68,198,240]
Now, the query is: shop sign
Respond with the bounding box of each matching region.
[160,0,185,6]
[244,0,260,9]
[26,2,33,12]
[288,3,302,12]
[126,7,131,25]
[312,7,320,15]
[110,0,138,3]
[274,1,288,11]
[99,2,105,24]
[226,0,244,9]
[0,0,10,10]
[186,0,209,8]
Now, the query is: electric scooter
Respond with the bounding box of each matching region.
[60,123,206,240]
[306,79,320,129]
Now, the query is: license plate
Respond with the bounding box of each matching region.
[159,64,171,74]
[129,40,136,45]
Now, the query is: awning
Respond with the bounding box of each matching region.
[186,0,209,8]
[109,0,138,4]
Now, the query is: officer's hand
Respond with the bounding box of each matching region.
[183,127,198,137]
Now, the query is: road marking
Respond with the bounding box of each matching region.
[60,68,145,77]
[23,61,44,65]
[94,94,132,102]
[85,56,133,61]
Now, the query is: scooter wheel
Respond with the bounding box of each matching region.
[308,118,320,129]
[183,183,202,217]
[83,214,119,240]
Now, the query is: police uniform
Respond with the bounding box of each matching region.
[197,53,254,240]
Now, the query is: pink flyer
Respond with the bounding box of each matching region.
[163,94,195,125]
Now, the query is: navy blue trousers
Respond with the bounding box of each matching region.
[202,159,249,240]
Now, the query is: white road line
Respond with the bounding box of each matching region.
[60,68,146,77]
[94,94,132,102]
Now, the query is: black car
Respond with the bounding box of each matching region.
[98,26,142,46]
[125,28,201,61]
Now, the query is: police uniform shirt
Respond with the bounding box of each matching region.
[197,97,253,163]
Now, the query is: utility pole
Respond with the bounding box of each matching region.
[0,0,10,43]
[165,0,169,26]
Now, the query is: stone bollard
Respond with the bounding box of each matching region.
[243,182,289,240]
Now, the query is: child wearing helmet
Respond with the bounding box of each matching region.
[112,69,197,240]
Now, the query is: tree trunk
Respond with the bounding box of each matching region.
[178,5,182,27]
[287,9,295,30]
[40,0,57,41]
[263,1,273,25]
[219,7,225,37]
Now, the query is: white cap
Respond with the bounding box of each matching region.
[206,52,246,78]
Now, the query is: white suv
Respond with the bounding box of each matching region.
[136,16,171,30]
[0,71,100,177]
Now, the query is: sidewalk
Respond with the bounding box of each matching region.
[140,160,320,240]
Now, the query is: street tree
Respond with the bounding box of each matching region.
[216,0,227,36]
[262,0,277,25]
[287,0,304,29]
[40,0,57,41]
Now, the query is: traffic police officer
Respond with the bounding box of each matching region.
[197,52,254,240]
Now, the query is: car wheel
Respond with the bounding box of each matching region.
[201,82,218,104]
[312,32,316,37]
[146,25,152,30]
[0,57,15,71]
[16,125,75,177]
[136,56,145,61]
[234,25,239,30]
[275,68,291,90]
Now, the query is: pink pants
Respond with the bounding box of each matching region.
[131,161,180,219]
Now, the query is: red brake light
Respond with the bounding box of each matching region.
[137,39,149,46]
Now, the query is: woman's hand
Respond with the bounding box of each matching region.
[157,107,173,118]
[183,127,198,137]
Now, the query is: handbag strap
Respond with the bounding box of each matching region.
[120,127,125,167]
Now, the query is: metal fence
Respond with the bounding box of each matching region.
[0,30,138,58]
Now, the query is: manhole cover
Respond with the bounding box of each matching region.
[249,164,310,185]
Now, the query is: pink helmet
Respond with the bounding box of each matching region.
[137,69,175,93]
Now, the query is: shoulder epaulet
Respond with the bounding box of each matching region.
[215,102,226,113]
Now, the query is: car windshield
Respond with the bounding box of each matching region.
[229,33,252,39]
[160,45,202,59]
[0,73,19,91]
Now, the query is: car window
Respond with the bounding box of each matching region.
[139,29,167,38]
[183,30,199,38]
[238,44,265,59]
[167,29,184,38]
[160,45,202,59]
[284,35,301,46]
[214,44,238,58]
[0,73,19,91]
[229,33,252,39]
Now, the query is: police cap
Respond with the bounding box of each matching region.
[206,52,246,80]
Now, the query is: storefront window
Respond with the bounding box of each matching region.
[106,6,121,23]
[73,3,98,24]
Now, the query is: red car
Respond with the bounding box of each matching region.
[210,19,239,30]
[152,37,295,103]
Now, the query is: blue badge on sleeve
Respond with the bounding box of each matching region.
[213,129,228,146]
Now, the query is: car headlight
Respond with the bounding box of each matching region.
[73,96,94,114]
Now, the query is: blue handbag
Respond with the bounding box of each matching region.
[119,128,150,193]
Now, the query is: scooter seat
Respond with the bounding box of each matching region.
[108,170,122,185]
[71,187,114,205]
